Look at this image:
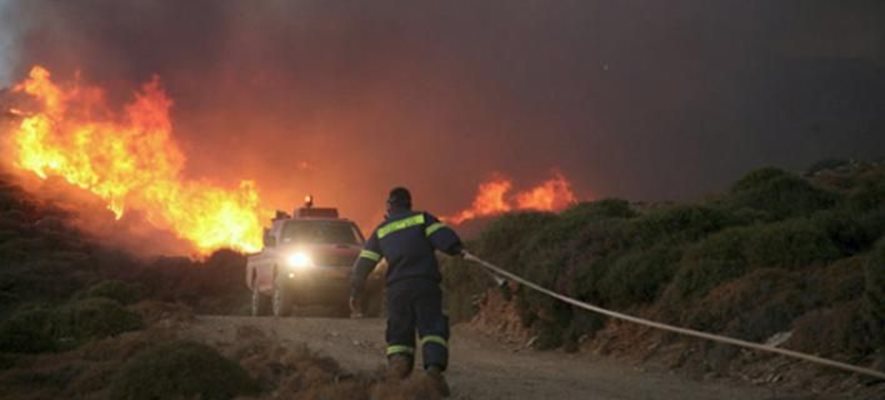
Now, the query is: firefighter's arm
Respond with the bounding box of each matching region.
[424,213,465,256]
[350,232,382,299]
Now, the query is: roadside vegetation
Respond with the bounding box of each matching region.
[1,159,882,397]
[0,173,443,399]
[443,159,885,387]
[0,174,248,398]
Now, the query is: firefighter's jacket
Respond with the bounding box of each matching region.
[351,208,462,297]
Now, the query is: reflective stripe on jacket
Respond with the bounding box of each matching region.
[351,209,462,296]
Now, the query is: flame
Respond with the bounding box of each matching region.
[447,172,578,224]
[515,172,576,210]
[447,177,513,224]
[8,66,266,253]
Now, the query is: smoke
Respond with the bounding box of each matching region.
[0,0,17,86]
[1,0,884,249]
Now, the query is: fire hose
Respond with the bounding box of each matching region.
[462,251,885,381]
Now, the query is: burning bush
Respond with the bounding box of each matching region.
[109,340,258,400]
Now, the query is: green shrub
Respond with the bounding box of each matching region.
[474,211,558,267]
[730,207,770,224]
[109,340,258,400]
[571,217,633,258]
[668,227,751,299]
[745,219,842,269]
[865,239,885,347]
[0,307,56,353]
[845,168,885,212]
[518,219,579,283]
[570,217,634,298]
[560,198,636,220]
[732,167,790,192]
[684,268,812,340]
[76,280,140,305]
[471,205,637,347]
[722,288,815,342]
[857,205,885,243]
[627,204,743,247]
[442,253,493,322]
[532,317,566,350]
[809,256,867,304]
[806,158,850,176]
[0,353,17,370]
[53,298,143,346]
[598,245,682,307]
[727,167,839,219]
[789,301,873,357]
[810,210,878,256]
[514,222,576,323]
[446,212,556,323]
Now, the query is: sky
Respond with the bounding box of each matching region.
[0,0,884,228]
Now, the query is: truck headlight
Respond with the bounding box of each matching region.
[286,251,313,270]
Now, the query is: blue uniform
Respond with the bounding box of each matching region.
[351,208,462,370]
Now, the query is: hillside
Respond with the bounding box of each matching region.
[0,160,883,398]
[0,172,401,399]
[0,172,252,319]
[443,159,885,396]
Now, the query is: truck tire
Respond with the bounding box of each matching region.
[273,278,293,317]
[251,282,270,317]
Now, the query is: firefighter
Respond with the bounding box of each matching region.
[350,187,464,397]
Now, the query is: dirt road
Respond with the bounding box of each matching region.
[181,315,839,400]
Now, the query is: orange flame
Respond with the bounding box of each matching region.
[8,66,266,253]
[515,173,576,210]
[447,172,577,224]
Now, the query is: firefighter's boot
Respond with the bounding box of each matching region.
[425,365,450,397]
[387,355,413,380]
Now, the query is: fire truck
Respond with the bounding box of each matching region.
[246,196,384,317]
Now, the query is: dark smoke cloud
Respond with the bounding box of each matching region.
[2,0,885,232]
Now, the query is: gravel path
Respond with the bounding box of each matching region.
[184,315,836,400]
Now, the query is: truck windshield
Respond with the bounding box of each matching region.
[280,221,363,245]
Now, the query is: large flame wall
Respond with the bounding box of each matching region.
[5,66,580,254]
[11,66,266,253]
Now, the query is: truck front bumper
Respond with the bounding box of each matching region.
[277,266,382,305]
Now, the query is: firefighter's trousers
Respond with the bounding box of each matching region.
[385,278,449,370]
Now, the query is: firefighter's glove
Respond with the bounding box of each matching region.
[450,244,467,259]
